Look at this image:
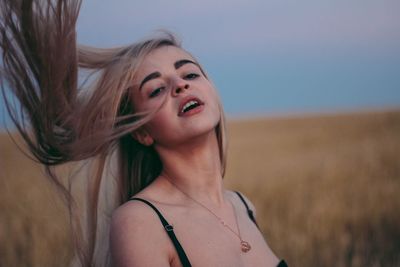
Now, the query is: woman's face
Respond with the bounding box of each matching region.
[130,45,221,147]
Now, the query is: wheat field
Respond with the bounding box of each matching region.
[1,109,399,267]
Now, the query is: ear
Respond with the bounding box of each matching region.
[132,128,154,146]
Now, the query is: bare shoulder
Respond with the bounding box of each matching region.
[110,199,172,267]
[226,189,257,217]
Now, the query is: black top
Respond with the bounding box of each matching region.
[130,191,288,267]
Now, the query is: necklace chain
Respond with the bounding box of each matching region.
[162,174,251,252]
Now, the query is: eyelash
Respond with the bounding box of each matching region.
[184,73,200,80]
[149,87,165,98]
[148,73,200,98]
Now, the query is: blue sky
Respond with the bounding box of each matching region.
[73,0,400,116]
[1,0,400,125]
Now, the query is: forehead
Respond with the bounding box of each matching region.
[136,46,195,76]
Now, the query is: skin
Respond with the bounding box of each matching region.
[110,46,280,267]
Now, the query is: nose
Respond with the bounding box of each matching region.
[172,78,190,96]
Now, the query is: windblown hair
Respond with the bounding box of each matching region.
[0,0,227,266]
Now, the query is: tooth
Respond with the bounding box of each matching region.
[182,100,199,113]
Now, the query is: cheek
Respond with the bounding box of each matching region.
[130,92,165,114]
[143,108,174,140]
[130,92,144,112]
[206,87,222,114]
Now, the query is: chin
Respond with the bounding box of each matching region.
[158,120,219,147]
[191,117,221,139]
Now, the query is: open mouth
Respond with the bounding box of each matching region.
[178,97,204,116]
[182,100,201,113]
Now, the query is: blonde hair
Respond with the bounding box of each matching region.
[0,0,227,266]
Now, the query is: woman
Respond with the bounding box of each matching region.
[0,0,287,266]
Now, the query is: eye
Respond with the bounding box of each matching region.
[149,87,165,98]
[184,73,200,80]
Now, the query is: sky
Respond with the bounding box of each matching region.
[1,0,400,125]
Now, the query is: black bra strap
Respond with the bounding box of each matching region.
[234,191,259,228]
[278,260,289,267]
[130,197,192,267]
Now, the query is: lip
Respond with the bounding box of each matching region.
[178,96,205,117]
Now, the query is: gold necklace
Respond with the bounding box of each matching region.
[162,174,252,253]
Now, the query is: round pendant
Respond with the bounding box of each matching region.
[241,240,251,252]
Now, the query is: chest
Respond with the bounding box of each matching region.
[167,209,272,267]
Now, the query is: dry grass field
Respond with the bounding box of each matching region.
[1,109,399,267]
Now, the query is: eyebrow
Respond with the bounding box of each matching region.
[174,59,198,69]
[139,71,161,91]
[138,59,199,91]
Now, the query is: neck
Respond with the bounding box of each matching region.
[155,131,226,207]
